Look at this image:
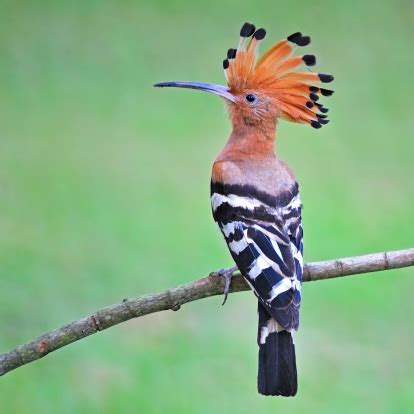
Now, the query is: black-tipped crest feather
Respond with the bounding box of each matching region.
[288,33,311,46]
[227,48,237,59]
[303,55,316,66]
[318,73,334,83]
[320,88,334,96]
[295,36,310,46]
[309,93,319,101]
[287,32,302,42]
[254,28,267,40]
[240,22,256,37]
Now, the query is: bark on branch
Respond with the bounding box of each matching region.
[1,248,413,377]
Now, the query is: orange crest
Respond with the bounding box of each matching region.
[223,23,334,128]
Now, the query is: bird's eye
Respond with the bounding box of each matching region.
[246,94,256,103]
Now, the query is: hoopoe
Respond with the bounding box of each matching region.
[155,22,333,396]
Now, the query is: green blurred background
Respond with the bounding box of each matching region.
[1,0,413,412]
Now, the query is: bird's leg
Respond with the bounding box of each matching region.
[210,265,238,305]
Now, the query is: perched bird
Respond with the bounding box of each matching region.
[155,22,333,396]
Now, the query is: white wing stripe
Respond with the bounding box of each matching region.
[211,192,266,212]
[228,238,248,255]
[246,232,289,278]
[268,278,293,302]
[270,238,284,262]
[292,244,304,269]
[252,224,289,246]
[220,222,235,238]
[287,194,301,210]
[248,255,271,280]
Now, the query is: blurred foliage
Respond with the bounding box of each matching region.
[1,0,413,413]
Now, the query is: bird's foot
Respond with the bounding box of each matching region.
[210,265,238,305]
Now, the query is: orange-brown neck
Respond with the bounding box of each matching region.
[215,109,277,162]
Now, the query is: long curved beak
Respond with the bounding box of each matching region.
[154,81,235,102]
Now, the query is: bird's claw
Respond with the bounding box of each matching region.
[210,266,238,305]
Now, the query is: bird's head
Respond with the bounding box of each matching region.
[155,22,334,131]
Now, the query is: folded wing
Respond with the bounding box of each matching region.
[211,182,303,331]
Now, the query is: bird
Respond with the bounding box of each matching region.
[154,22,334,397]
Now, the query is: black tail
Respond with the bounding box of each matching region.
[257,302,297,396]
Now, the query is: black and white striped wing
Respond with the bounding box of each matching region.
[211,182,303,331]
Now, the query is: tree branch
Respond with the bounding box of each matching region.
[1,248,413,377]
